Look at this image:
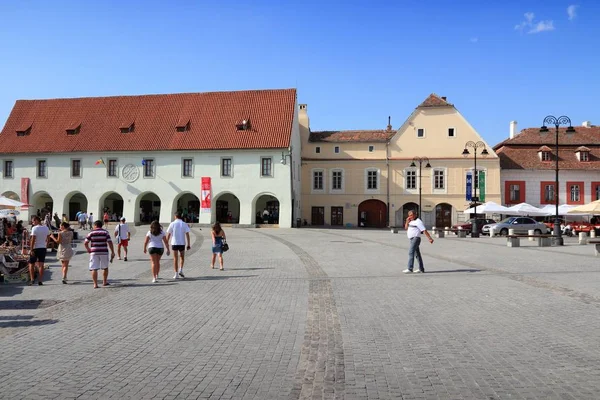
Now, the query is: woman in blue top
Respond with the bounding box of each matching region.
[211,222,226,271]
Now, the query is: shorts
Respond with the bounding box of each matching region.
[89,254,110,271]
[148,247,164,256]
[29,248,47,264]
[118,239,129,247]
[171,245,185,252]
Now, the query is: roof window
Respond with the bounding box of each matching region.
[176,120,191,132]
[236,119,251,131]
[66,123,81,135]
[16,123,32,136]
[119,122,135,133]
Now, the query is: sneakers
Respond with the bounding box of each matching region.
[38,281,44,285]
[152,278,157,283]
[173,273,179,279]
[403,269,413,274]
[62,279,67,284]
[415,270,424,273]
[178,271,185,278]
[124,257,127,262]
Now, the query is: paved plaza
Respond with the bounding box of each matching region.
[1,226,600,400]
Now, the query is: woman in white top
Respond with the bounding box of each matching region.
[143,221,170,283]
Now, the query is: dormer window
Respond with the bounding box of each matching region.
[120,122,135,133]
[16,123,32,136]
[66,123,81,135]
[575,146,591,162]
[538,146,552,161]
[236,119,251,131]
[176,120,191,132]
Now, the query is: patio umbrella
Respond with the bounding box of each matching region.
[567,200,600,215]
[0,196,26,208]
[505,202,547,216]
[542,204,589,216]
[463,201,511,214]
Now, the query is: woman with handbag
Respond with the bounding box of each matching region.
[49,222,74,284]
[211,222,227,271]
[143,221,170,283]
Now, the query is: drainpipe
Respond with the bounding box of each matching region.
[386,140,390,227]
[288,146,294,227]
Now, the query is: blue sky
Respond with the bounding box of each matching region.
[0,0,598,146]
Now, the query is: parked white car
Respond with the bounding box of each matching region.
[482,217,550,236]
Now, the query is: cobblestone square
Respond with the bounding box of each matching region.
[1,226,599,399]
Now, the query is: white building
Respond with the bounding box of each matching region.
[0,89,302,227]
[494,121,600,207]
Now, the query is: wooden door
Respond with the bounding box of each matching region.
[435,203,453,228]
[311,207,325,225]
[357,200,387,228]
[331,207,343,226]
[216,200,228,223]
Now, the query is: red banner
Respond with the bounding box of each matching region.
[201,177,211,213]
[20,178,30,208]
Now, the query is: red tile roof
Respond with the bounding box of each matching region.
[309,130,395,143]
[0,89,296,154]
[495,126,600,147]
[417,93,453,108]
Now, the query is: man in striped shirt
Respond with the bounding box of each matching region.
[84,220,115,289]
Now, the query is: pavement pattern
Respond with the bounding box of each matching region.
[1,224,600,400]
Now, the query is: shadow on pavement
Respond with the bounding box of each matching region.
[423,269,481,274]
[0,315,34,321]
[225,268,275,271]
[183,275,258,281]
[0,286,25,297]
[0,299,65,310]
[0,319,59,328]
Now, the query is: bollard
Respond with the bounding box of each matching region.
[508,229,515,236]
[579,231,587,245]
[489,227,496,237]
[445,227,450,236]
[528,229,536,241]
[390,228,398,234]
[591,230,597,239]
[457,227,466,238]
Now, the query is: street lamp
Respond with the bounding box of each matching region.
[540,116,575,246]
[462,141,489,238]
[410,157,432,215]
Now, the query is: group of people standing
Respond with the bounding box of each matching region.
[25,210,226,288]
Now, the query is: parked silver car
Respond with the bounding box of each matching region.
[482,217,550,236]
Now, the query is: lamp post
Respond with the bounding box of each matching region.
[540,116,575,246]
[410,157,431,216]
[462,141,489,238]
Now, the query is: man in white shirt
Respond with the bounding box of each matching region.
[28,215,50,285]
[403,210,434,274]
[78,211,88,230]
[166,211,191,279]
[114,217,131,261]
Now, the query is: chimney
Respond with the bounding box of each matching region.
[441,96,447,101]
[386,116,392,131]
[582,121,592,128]
[509,121,518,139]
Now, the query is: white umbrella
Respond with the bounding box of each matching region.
[463,201,511,214]
[567,200,600,215]
[542,204,589,216]
[0,209,20,217]
[0,196,27,208]
[505,202,547,216]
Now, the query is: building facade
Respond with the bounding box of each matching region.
[300,94,502,228]
[494,121,600,207]
[0,89,302,227]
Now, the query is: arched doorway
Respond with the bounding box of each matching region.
[255,194,280,224]
[214,193,240,224]
[435,203,453,228]
[174,192,200,223]
[136,192,161,224]
[63,192,89,221]
[1,191,20,201]
[100,192,124,222]
[31,191,54,219]
[399,202,419,226]
[358,199,387,228]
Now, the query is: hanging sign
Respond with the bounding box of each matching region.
[466,172,472,201]
[201,177,211,213]
[479,171,486,202]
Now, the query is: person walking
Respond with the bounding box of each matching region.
[88,213,94,230]
[53,212,61,229]
[166,211,191,279]
[78,211,88,230]
[28,215,50,285]
[84,220,115,289]
[114,217,131,261]
[403,210,434,274]
[62,213,69,224]
[103,211,110,227]
[50,222,74,284]
[143,221,170,283]
[210,222,226,270]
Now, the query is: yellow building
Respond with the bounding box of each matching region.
[299,94,501,228]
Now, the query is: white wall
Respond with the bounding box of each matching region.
[501,170,600,206]
[0,149,295,227]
